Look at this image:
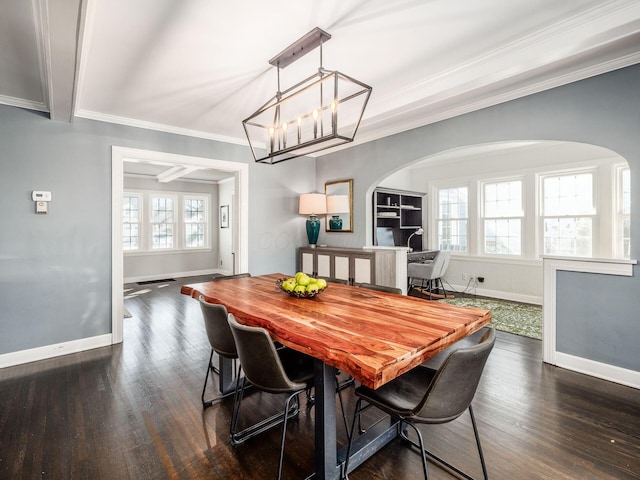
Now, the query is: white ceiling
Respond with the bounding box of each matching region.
[2,0,640,167]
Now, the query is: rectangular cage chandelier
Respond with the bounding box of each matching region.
[243,27,372,164]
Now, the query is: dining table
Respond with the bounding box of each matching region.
[181,273,491,479]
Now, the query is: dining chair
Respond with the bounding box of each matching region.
[355,283,402,294]
[319,276,349,285]
[199,296,240,409]
[420,327,492,372]
[227,313,315,480]
[343,327,496,480]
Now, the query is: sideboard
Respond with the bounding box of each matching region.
[298,246,396,288]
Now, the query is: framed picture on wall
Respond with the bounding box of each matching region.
[220,205,229,228]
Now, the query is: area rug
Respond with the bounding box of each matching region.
[439,297,542,340]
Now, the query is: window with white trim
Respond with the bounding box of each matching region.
[616,165,630,259]
[541,171,595,257]
[123,193,142,251]
[184,196,208,248]
[438,186,468,252]
[482,179,523,255]
[151,195,176,249]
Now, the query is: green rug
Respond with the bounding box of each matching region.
[439,297,542,340]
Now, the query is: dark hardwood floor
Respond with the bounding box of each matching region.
[1,274,639,479]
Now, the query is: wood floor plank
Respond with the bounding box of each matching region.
[0,274,639,479]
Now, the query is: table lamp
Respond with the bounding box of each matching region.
[299,193,327,247]
[326,194,349,230]
[407,227,423,251]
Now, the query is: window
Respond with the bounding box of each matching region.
[184,196,208,248]
[123,194,142,251]
[541,172,594,257]
[616,166,630,258]
[151,195,175,249]
[482,179,523,255]
[123,191,211,253]
[438,186,468,252]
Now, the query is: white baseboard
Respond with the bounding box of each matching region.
[124,268,223,284]
[555,352,640,390]
[0,334,113,369]
[446,283,542,305]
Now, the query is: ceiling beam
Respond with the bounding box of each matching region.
[33,0,87,122]
[157,165,200,183]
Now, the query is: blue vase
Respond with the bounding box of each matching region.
[329,215,343,230]
[306,215,321,246]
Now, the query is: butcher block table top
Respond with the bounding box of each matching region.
[181,273,491,390]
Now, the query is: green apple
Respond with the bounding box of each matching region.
[282,279,296,292]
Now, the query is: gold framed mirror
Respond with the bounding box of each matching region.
[325,179,353,232]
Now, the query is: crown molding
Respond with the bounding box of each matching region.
[75,109,250,146]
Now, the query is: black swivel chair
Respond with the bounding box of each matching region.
[227,313,315,480]
[344,328,496,480]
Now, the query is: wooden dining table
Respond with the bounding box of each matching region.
[182,273,491,479]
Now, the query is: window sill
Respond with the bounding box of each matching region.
[124,248,212,256]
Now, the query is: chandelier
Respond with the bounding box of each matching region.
[243,28,372,164]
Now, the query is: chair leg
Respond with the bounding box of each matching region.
[201,349,214,407]
[469,405,489,480]
[202,349,227,408]
[401,421,430,479]
[399,407,487,480]
[277,391,302,480]
[335,375,349,437]
[230,377,301,446]
[342,397,363,479]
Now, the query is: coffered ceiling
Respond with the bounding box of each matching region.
[2,0,640,155]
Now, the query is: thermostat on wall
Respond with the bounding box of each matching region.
[32,191,52,202]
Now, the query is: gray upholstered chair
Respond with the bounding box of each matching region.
[355,283,402,295]
[199,296,239,409]
[228,313,315,480]
[343,328,496,480]
[408,250,451,299]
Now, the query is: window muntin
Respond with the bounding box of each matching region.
[184,196,208,248]
[123,194,142,251]
[541,172,594,257]
[438,186,468,252]
[482,180,523,255]
[151,196,175,249]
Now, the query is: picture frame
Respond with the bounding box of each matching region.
[220,204,229,228]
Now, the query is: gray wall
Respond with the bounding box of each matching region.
[0,106,313,355]
[316,64,640,372]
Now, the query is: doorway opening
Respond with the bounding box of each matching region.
[111,146,249,344]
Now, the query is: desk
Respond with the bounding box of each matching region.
[182,273,491,479]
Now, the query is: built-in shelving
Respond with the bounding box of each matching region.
[373,187,425,250]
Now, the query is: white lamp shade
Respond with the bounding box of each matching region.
[326,195,350,214]
[299,193,327,215]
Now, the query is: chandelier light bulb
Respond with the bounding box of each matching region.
[282,122,288,148]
